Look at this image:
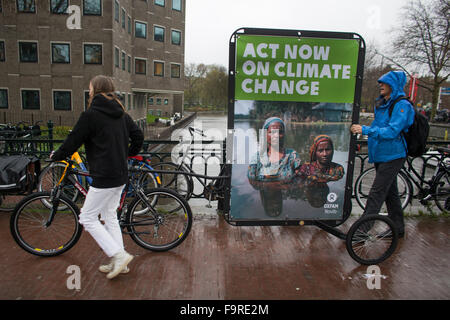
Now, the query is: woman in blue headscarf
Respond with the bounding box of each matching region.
[247,117,302,187]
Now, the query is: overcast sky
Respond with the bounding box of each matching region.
[184,0,412,67]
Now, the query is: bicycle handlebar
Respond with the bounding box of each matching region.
[188,126,207,137]
[435,146,450,155]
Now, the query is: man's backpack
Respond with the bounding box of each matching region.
[388,96,429,157]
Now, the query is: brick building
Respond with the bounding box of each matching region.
[0,0,185,127]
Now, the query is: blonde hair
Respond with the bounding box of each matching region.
[88,75,125,110]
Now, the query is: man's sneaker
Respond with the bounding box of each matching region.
[98,263,129,274]
[106,251,133,279]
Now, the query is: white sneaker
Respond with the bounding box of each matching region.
[98,263,129,274]
[106,251,133,279]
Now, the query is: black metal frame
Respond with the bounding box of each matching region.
[226,27,366,227]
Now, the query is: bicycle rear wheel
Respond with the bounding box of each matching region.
[354,167,412,211]
[126,188,193,251]
[346,214,398,265]
[434,171,450,212]
[10,192,82,257]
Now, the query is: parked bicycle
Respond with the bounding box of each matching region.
[354,147,450,212]
[10,158,192,257]
[152,126,227,207]
[0,121,42,154]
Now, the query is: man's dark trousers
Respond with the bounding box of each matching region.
[363,157,406,234]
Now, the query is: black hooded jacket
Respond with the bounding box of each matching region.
[52,93,144,188]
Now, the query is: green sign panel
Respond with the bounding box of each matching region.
[235,35,360,103]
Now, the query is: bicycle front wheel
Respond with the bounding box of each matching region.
[346,214,398,265]
[10,192,82,257]
[126,188,193,251]
[434,171,450,212]
[354,167,412,211]
[38,162,81,208]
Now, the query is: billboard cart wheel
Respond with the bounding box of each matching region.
[345,215,399,265]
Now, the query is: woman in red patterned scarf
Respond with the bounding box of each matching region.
[297,135,344,184]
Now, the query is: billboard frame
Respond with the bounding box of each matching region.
[224,27,366,227]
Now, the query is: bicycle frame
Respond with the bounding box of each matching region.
[46,160,158,230]
[401,151,449,199]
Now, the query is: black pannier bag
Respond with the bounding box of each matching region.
[0,155,41,194]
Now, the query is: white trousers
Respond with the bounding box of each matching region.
[79,184,125,257]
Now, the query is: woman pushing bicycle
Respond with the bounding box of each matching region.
[51,75,144,279]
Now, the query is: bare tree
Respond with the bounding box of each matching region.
[390,0,449,119]
[184,63,207,106]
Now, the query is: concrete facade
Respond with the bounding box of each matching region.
[0,0,185,127]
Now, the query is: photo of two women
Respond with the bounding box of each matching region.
[230,100,351,220]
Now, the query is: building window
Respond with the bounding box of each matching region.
[53,91,72,111]
[156,98,161,105]
[128,16,131,34]
[51,43,70,63]
[171,64,181,78]
[135,58,146,75]
[172,0,181,11]
[127,55,131,73]
[171,30,181,45]
[155,0,164,7]
[19,42,38,62]
[164,99,169,105]
[17,0,35,13]
[21,90,40,110]
[0,89,8,109]
[84,44,102,64]
[114,0,120,22]
[149,98,154,105]
[114,47,119,68]
[135,21,147,39]
[0,1,2,13]
[127,93,131,111]
[154,26,165,42]
[121,52,126,70]
[83,0,101,15]
[51,0,68,14]
[0,41,5,62]
[154,61,164,77]
[121,8,126,29]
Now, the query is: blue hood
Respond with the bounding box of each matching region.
[377,71,407,102]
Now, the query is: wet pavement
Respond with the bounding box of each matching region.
[0,200,448,301]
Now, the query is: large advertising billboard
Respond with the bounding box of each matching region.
[227,29,365,224]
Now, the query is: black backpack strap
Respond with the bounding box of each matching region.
[388,96,410,118]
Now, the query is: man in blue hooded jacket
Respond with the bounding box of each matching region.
[351,70,415,237]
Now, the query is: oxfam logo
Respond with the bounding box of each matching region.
[327,192,337,203]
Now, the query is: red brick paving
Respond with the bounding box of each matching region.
[0,211,449,300]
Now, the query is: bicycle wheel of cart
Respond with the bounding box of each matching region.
[151,162,193,200]
[126,188,193,251]
[354,167,412,211]
[346,214,398,265]
[10,192,83,257]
